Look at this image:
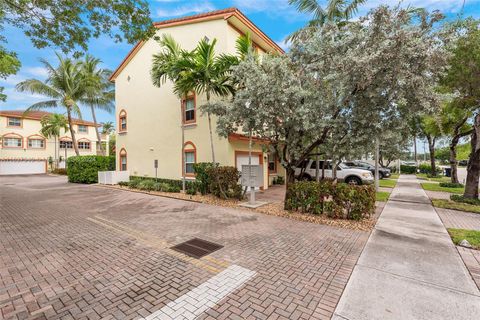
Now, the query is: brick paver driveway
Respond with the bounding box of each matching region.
[1,175,370,320]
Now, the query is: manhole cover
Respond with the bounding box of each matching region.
[171,238,223,259]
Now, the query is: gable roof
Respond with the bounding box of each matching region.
[0,110,98,126]
[109,7,284,82]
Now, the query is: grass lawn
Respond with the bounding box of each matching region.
[416,173,451,183]
[379,179,397,188]
[432,199,480,214]
[421,182,464,194]
[447,228,480,249]
[376,191,390,202]
[389,173,400,180]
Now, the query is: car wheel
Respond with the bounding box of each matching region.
[300,174,312,181]
[379,172,384,179]
[346,176,362,185]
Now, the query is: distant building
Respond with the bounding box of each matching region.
[0,110,105,174]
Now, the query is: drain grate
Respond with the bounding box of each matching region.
[171,238,223,259]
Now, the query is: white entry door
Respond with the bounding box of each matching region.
[0,160,46,175]
[236,154,261,190]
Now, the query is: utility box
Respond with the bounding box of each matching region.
[241,165,263,188]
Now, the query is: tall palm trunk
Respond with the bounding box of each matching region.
[181,96,186,193]
[90,104,105,155]
[67,108,80,155]
[54,135,58,168]
[206,93,216,163]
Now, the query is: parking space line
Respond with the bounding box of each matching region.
[86,216,229,274]
[142,265,256,320]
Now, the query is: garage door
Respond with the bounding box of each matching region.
[0,160,46,175]
[236,153,262,190]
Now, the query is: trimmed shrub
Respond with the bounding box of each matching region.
[193,162,215,195]
[129,176,196,189]
[418,163,442,175]
[52,168,67,175]
[439,182,464,188]
[67,155,115,183]
[206,166,243,199]
[138,179,156,191]
[400,165,416,174]
[273,176,285,185]
[450,194,480,205]
[286,181,375,220]
[118,181,129,187]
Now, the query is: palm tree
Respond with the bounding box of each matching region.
[102,121,114,135]
[40,113,69,167]
[177,38,236,165]
[151,34,196,192]
[80,55,115,156]
[288,0,366,40]
[16,53,87,155]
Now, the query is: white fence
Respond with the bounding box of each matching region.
[98,171,130,185]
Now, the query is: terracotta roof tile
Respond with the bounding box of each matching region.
[0,110,98,126]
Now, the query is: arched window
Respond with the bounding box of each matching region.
[119,148,127,171]
[27,134,46,149]
[2,133,23,148]
[119,109,127,132]
[183,142,196,176]
[77,138,91,151]
[181,94,196,124]
[59,137,73,149]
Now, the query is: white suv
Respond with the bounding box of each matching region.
[295,160,374,185]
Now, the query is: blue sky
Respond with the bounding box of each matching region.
[1,0,479,124]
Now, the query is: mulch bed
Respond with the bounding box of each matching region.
[99,185,382,232]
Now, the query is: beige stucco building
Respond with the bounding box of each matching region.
[111,8,285,189]
[0,110,102,173]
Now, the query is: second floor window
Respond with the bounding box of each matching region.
[119,109,127,132]
[28,139,44,148]
[78,125,88,133]
[183,96,195,124]
[60,140,73,149]
[3,137,22,147]
[8,117,21,127]
[78,141,90,149]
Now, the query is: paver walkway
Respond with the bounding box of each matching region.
[0,175,369,320]
[333,175,480,320]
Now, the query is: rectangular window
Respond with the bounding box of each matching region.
[3,138,22,147]
[184,98,195,123]
[28,139,44,148]
[78,141,90,150]
[78,125,88,133]
[184,151,195,174]
[60,140,73,149]
[120,117,127,131]
[120,156,127,171]
[7,117,21,127]
[268,153,276,173]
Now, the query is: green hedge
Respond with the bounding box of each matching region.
[206,166,243,199]
[286,181,375,220]
[418,163,442,175]
[439,182,464,188]
[450,194,480,205]
[400,165,416,174]
[67,155,115,183]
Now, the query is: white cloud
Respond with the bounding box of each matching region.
[276,37,291,51]
[155,1,216,18]
[24,66,48,78]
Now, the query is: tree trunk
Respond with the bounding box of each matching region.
[90,105,105,156]
[67,108,80,156]
[284,166,296,210]
[426,135,437,176]
[414,134,418,165]
[54,136,57,168]
[464,113,480,199]
[450,135,460,184]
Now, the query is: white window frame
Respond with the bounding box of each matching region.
[7,117,21,127]
[3,137,22,147]
[28,139,45,148]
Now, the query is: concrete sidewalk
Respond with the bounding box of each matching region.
[333,175,480,320]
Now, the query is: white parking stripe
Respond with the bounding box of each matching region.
[142,265,256,320]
